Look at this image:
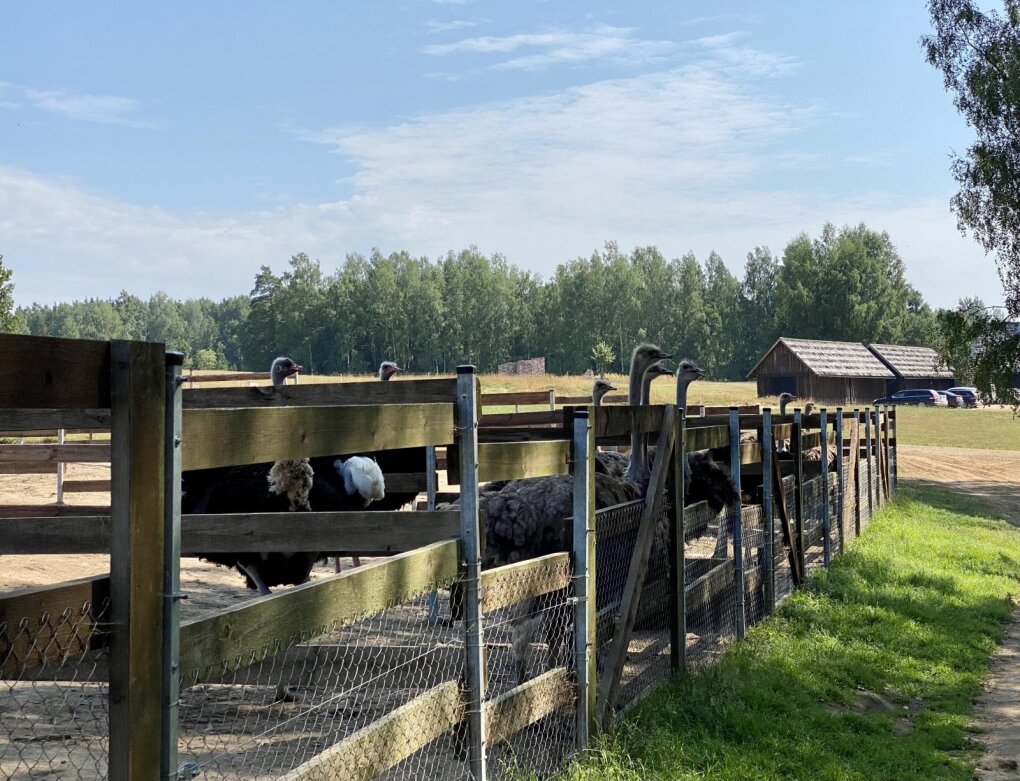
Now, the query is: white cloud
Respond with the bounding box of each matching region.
[23,88,150,126]
[423,25,675,70]
[424,18,488,35]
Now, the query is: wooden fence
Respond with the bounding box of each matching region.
[0,333,898,781]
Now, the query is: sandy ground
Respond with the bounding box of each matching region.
[898,445,1020,780]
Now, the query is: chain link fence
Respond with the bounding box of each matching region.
[683,500,737,671]
[1,592,111,780]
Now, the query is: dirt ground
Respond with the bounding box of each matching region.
[898,445,1020,780]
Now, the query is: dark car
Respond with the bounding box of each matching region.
[937,390,964,408]
[947,386,979,408]
[873,389,944,407]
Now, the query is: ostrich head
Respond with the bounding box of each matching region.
[270,357,302,388]
[778,392,796,415]
[642,363,675,405]
[379,361,402,381]
[591,379,617,406]
[803,401,816,416]
[628,343,672,405]
[674,359,706,410]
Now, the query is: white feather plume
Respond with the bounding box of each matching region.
[336,456,385,507]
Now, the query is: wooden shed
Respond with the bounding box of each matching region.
[747,337,893,404]
[867,343,955,393]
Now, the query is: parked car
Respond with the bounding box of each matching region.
[946,386,979,408]
[937,390,963,408]
[873,389,945,406]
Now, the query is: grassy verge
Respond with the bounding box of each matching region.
[560,485,1020,781]
[892,406,1020,451]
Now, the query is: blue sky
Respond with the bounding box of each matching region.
[0,1,1006,310]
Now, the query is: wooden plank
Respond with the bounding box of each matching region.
[108,339,166,781]
[703,404,759,416]
[684,558,732,618]
[591,405,666,437]
[279,679,464,781]
[480,391,553,406]
[0,462,59,474]
[186,371,269,383]
[179,539,459,682]
[182,403,456,470]
[480,552,571,614]
[0,516,111,553]
[178,510,459,555]
[772,442,802,587]
[598,406,676,728]
[0,443,111,463]
[0,504,110,518]
[685,424,730,452]
[556,394,627,405]
[0,408,111,430]
[0,575,112,676]
[446,440,571,484]
[479,410,562,428]
[63,479,111,493]
[0,334,111,409]
[485,667,574,746]
[383,472,428,493]
[183,378,458,409]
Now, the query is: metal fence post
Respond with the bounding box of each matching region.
[820,409,831,568]
[162,353,183,781]
[882,404,892,501]
[456,366,487,781]
[852,409,862,537]
[671,409,687,671]
[56,428,65,504]
[426,445,440,623]
[792,408,806,577]
[864,407,873,521]
[571,410,595,748]
[890,405,898,494]
[873,408,882,509]
[835,408,844,556]
[761,408,776,614]
[729,408,745,639]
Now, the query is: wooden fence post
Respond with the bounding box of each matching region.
[792,408,806,576]
[835,408,844,556]
[864,408,874,522]
[109,340,166,781]
[761,408,776,614]
[670,408,686,671]
[456,365,487,781]
[571,410,596,747]
[425,445,441,623]
[820,408,831,568]
[56,428,65,504]
[890,406,898,494]
[161,352,183,781]
[728,408,745,639]
[882,405,891,501]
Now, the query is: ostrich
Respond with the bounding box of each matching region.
[591,378,617,406]
[379,361,401,381]
[181,357,387,596]
[594,363,673,479]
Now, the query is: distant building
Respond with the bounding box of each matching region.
[748,337,894,404]
[867,343,955,394]
[497,357,546,376]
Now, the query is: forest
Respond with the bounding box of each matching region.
[11,222,940,380]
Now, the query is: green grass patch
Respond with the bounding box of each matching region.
[893,407,1020,451]
[560,487,1020,781]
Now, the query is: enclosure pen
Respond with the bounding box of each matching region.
[0,333,898,781]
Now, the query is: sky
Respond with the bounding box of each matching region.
[0,1,1008,310]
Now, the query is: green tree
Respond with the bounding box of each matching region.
[924,0,1020,314]
[591,340,615,376]
[739,246,780,374]
[0,255,18,333]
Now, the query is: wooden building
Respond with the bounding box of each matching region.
[748,337,893,404]
[867,343,955,393]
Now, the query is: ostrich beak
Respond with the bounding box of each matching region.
[288,363,302,376]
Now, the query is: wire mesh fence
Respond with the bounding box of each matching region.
[177,589,467,781]
[683,500,737,671]
[482,555,576,779]
[1,593,112,780]
[740,504,769,630]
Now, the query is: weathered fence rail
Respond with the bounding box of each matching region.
[2,333,898,781]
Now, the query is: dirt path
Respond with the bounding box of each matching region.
[898,445,1020,779]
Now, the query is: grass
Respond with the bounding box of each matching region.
[557,485,1020,781]
[892,406,1020,451]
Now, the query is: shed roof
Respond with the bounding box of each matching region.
[748,337,894,379]
[867,344,953,379]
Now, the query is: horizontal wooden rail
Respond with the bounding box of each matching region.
[184,378,459,409]
[185,371,270,383]
[556,394,627,405]
[0,516,112,553]
[0,463,59,475]
[279,679,464,781]
[179,539,459,682]
[446,440,571,484]
[480,391,554,406]
[479,410,563,428]
[590,405,667,437]
[0,504,109,518]
[480,552,571,613]
[0,575,111,676]
[63,479,112,493]
[0,443,111,463]
[182,403,456,470]
[0,334,111,409]
[0,409,111,431]
[485,666,573,746]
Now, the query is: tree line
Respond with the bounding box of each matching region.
[9,222,940,380]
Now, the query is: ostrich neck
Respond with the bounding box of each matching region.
[627,360,651,483]
[676,378,694,410]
